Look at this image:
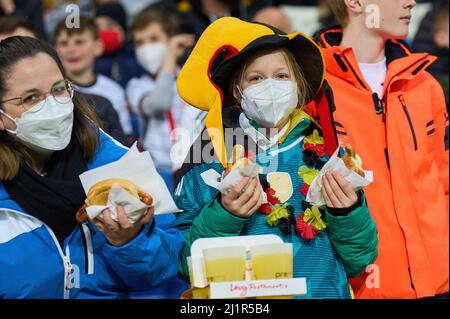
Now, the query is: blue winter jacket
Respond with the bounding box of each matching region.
[0,131,184,299]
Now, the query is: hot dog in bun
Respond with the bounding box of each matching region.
[76,178,153,222]
[342,145,365,177]
[223,144,251,177]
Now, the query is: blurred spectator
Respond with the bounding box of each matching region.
[0,16,40,40]
[42,0,94,43]
[275,0,319,4]
[429,5,449,79]
[413,0,448,54]
[95,1,127,55]
[171,0,272,37]
[317,0,338,29]
[118,0,159,19]
[432,5,449,51]
[55,16,133,140]
[126,8,203,193]
[413,0,448,110]
[83,93,127,144]
[252,5,293,33]
[94,1,144,89]
[431,4,449,109]
[0,0,44,39]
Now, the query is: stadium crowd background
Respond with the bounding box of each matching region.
[1,1,448,188]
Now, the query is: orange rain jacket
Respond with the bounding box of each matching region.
[314,27,449,299]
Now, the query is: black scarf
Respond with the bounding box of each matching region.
[4,140,88,246]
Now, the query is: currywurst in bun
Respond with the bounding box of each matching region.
[76,179,153,222]
[342,145,365,178]
[223,144,252,177]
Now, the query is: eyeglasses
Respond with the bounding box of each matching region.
[0,80,74,110]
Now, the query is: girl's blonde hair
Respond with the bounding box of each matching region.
[230,46,313,110]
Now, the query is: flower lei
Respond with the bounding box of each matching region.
[258,123,328,240]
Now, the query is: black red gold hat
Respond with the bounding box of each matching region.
[177,17,325,167]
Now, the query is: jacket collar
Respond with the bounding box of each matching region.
[316,26,436,93]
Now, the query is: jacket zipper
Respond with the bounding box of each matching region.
[1,209,72,299]
[408,267,415,290]
[399,95,418,150]
[80,222,95,275]
[372,93,383,115]
[340,52,369,90]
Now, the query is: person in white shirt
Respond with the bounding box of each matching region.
[127,8,203,190]
[54,16,133,137]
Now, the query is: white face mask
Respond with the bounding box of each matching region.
[0,96,74,153]
[135,43,168,75]
[239,79,299,128]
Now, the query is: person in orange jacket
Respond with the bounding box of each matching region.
[314,0,449,298]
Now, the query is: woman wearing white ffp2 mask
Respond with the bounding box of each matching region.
[0,81,75,153]
[0,37,184,299]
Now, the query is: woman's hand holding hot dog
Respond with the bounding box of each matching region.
[91,206,154,247]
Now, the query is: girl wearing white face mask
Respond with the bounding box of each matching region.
[174,18,378,299]
[127,8,203,192]
[0,37,184,299]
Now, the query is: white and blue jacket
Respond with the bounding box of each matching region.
[0,132,184,299]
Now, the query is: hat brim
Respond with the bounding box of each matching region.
[211,32,325,106]
[177,18,325,168]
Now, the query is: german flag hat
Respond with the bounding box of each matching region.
[177,17,325,168]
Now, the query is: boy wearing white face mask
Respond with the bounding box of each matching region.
[126,8,202,191]
[174,18,378,299]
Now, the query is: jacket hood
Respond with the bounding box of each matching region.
[177,17,325,168]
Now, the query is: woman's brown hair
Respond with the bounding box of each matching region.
[0,36,101,181]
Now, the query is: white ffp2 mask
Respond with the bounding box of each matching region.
[135,43,168,75]
[239,79,299,128]
[0,96,74,153]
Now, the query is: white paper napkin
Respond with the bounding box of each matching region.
[86,184,150,223]
[306,147,373,206]
[200,163,268,203]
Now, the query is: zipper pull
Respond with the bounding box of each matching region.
[381,99,386,123]
[399,95,407,110]
[372,93,383,115]
[64,257,73,292]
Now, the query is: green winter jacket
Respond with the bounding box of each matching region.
[174,109,378,298]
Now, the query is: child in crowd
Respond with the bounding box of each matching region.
[94,2,143,89]
[54,16,133,139]
[126,8,202,191]
[174,17,378,299]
